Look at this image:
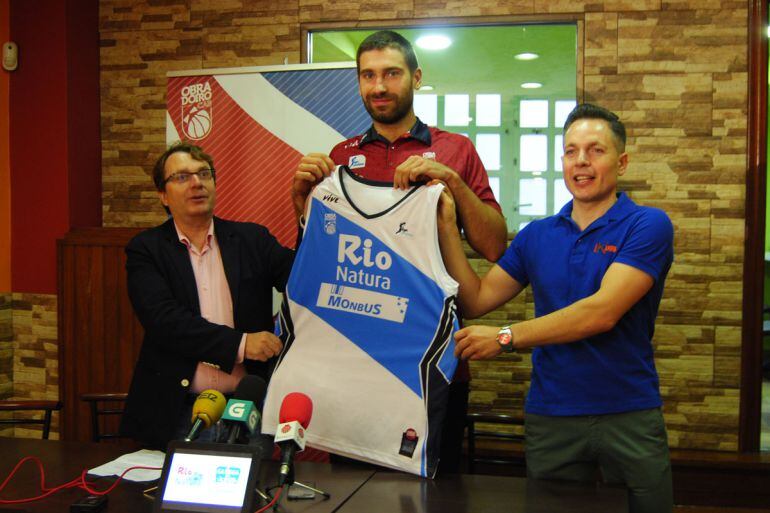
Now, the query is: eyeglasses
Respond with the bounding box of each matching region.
[163,168,216,186]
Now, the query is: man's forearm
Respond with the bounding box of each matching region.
[446,175,507,261]
[511,295,618,350]
[437,217,485,317]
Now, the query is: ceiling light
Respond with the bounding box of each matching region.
[419,85,434,91]
[416,35,451,50]
[521,82,542,89]
[515,52,539,61]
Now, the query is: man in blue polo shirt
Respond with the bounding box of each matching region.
[437,103,673,512]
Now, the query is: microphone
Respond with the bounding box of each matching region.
[222,375,267,445]
[184,389,226,442]
[274,392,313,486]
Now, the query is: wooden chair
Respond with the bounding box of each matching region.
[80,392,128,442]
[0,400,63,439]
[466,410,525,474]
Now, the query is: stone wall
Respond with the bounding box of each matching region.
[0,293,11,437]
[8,293,59,438]
[96,0,749,450]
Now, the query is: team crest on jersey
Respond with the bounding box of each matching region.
[422,152,436,160]
[324,213,337,235]
[348,155,366,169]
[180,81,213,140]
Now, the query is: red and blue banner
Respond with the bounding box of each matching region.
[166,65,370,247]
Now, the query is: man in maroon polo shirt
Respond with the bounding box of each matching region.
[291,30,507,473]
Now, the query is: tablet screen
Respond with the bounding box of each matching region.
[154,442,261,513]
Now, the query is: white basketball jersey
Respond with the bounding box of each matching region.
[262,166,459,477]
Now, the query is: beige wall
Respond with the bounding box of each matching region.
[96,0,749,450]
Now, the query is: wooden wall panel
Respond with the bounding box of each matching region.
[57,227,142,441]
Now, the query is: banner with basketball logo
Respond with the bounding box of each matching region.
[166,64,370,248]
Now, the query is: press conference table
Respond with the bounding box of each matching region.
[0,437,628,512]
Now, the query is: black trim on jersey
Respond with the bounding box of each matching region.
[338,165,422,220]
[418,295,459,477]
[271,293,296,374]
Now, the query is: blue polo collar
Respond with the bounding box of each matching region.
[557,192,636,231]
[359,118,432,147]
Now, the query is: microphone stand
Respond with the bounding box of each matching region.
[270,464,330,512]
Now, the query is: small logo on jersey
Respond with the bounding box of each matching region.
[395,222,413,237]
[399,428,419,458]
[180,81,213,140]
[593,242,617,254]
[422,151,436,160]
[322,193,339,203]
[349,155,366,169]
[324,213,337,235]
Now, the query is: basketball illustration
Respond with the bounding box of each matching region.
[183,106,212,140]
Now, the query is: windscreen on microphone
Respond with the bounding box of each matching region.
[191,389,227,428]
[278,392,313,428]
[234,375,268,406]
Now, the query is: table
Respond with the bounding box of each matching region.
[0,437,627,512]
[336,470,628,513]
[0,437,374,513]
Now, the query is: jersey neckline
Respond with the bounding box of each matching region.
[337,165,422,220]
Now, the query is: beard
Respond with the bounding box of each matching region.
[363,90,414,125]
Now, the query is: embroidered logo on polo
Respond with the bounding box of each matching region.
[593,242,618,254]
[349,155,366,169]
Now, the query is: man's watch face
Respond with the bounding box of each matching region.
[497,327,513,352]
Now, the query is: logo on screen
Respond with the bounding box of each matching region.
[215,466,242,484]
[180,81,213,140]
[174,465,203,487]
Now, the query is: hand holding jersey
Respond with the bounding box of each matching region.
[393,155,458,189]
[244,331,283,362]
[292,153,336,220]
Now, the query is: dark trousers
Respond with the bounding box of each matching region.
[525,408,673,513]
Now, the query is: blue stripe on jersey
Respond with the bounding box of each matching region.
[262,69,371,137]
[289,200,454,398]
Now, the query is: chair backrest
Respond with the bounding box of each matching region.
[80,392,128,442]
[0,400,63,439]
[465,410,525,474]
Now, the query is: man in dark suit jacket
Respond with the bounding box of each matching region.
[120,141,294,448]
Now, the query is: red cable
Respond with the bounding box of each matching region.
[254,485,284,513]
[0,456,161,504]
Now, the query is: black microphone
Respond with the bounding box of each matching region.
[184,389,226,442]
[274,392,313,486]
[221,375,267,445]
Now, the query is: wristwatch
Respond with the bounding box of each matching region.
[497,325,515,353]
